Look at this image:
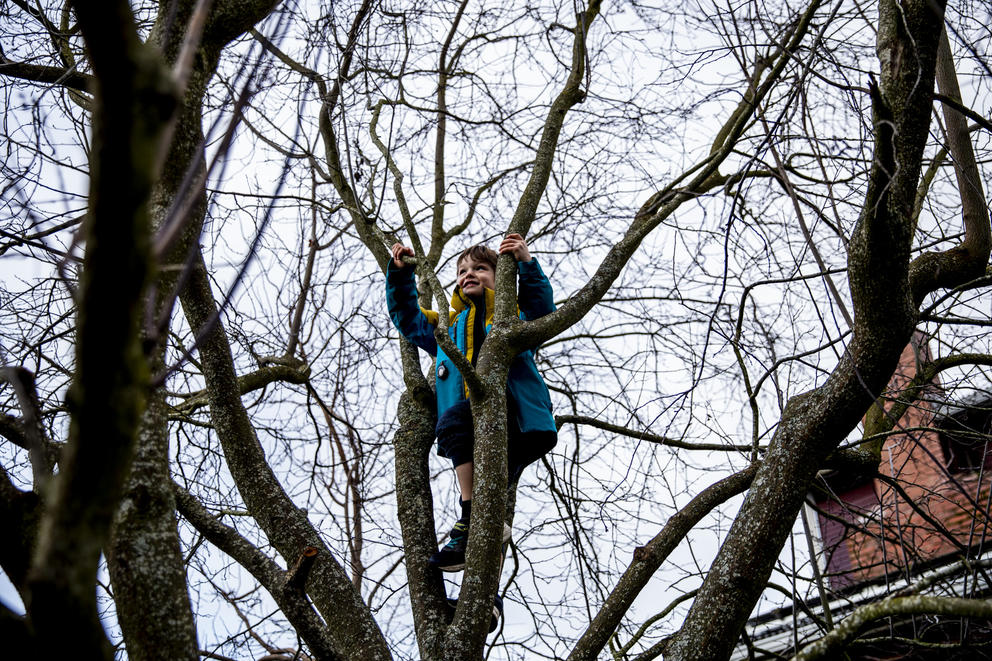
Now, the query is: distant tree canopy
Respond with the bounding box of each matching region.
[0,0,990,660]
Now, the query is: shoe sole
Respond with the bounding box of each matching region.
[489,603,501,633]
[443,598,502,634]
[434,523,512,572]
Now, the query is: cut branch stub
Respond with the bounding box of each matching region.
[286,546,319,591]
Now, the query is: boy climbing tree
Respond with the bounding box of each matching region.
[385,233,558,631]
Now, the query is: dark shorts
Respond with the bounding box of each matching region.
[435,399,557,483]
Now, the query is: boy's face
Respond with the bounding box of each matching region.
[456,256,495,297]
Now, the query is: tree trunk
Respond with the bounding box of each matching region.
[25,3,177,657]
[107,387,198,661]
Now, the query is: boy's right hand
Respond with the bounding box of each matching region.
[391,243,414,269]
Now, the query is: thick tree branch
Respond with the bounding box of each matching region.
[556,415,762,452]
[792,595,992,661]
[173,361,310,415]
[908,27,992,300]
[494,0,603,324]
[452,2,606,654]
[105,4,287,658]
[567,466,759,661]
[0,466,41,593]
[173,484,344,661]
[0,57,91,92]
[308,0,384,265]
[391,389,449,660]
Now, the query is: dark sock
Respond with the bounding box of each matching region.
[460,498,472,522]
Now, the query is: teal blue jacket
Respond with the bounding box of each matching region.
[386,259,557,434]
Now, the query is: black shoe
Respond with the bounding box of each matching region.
[430,521,512,572]
[430,520,469,571]
[445,594,504,633]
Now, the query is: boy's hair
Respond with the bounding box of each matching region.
[456,244,498,269]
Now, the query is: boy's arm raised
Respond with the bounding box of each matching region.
[385,261,439,355]
[516,259,555,321]
[501,233,555,321]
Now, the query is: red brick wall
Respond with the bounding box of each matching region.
[815,337,991,589]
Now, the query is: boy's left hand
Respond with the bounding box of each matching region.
[499,233,531,262]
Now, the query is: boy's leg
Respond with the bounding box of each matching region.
[454,461,473,501]
[431,401,475,571]
[432,401,512,572]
